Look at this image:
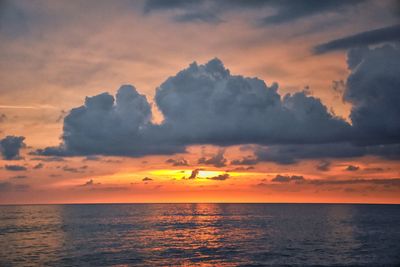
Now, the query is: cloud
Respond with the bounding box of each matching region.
[316,160,331,171]
[37,52,400,162]
[207,173,229,181]
[38,58,351,157]
[231,156,258,165]
[259,0,363,26]
[261,176,400,187]
[198,149,227,168]
[33,163,44,169]
[144,0,363,25]
[254,143,400,164]
[36,85,185,157]
[79,179,101,187]
[271,174,305,183]
[166,158,189,166]
[0,135,25,160]
[0,182,29,192]
[142,177,153,182]
[31,156,65,162]
[0,114,6,122]
[174,12,222,24]
[188,168,201,179]
[313,24,400,54]
[62,166,86,173]
[5,164,27,171]
[10,175,28,179]
[253,45,400,163]
[309,178,400,187]
[155,58,350,146]
[344,44,400,145]
[346,165,360,171]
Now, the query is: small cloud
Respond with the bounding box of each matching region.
[33,163,44,169]
[272,174,305,183]
[198,149,227,168]
[5,164,27,171]
[31,156,65,162]
[166,158,189,166]
[79,179,101,187]
[62,166,86,173]
[188,168,202,179]
[227,166,255,172]
[346,165,360,171]
[208,173,230,181]
[0,135,25,160]
[142,177,153,182]
[231,156,258,166]
[0,114,6,122]
[83,155,101,161]
[56,110,67,123]
[316,160,331,171]
[10,175,28,179]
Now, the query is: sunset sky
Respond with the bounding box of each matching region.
[0,0,399,204]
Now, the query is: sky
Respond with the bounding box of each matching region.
[0,0,399,204]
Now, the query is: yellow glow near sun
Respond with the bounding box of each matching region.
[67,168,265,188]
[149,169,263,180]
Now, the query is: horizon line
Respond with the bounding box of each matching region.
[1,202,399,206]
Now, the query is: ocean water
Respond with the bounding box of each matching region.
[0,204,399,266]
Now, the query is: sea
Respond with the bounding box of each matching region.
[0,203,399,266]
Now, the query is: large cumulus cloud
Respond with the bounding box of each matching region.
[37,85,185,157]
[37,47,400,161]
[155,58,350,146]
[254,44,400,164]
[345,44,400,144]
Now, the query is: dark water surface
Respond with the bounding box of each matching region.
[0,204,399,266]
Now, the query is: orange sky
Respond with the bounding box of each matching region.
[0,0,399,204]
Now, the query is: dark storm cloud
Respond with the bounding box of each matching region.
[4,164,27,171]
[144,0,363,25]
[313,24,400,54]
[174,12,221,23]
[0,135,25,160]
[231,156,259,166]
[36,85,185,157]
[254,143,400,165]
[37,46,400,162]
[253,44,400,164]
[155,58,350,146]
[166,158,189,166]
[344,44,400,145]
[38,58,351,158]
[258,0,364,26]
[144,0,201,13]
[31,156,65,162]
[198,149,227,168]
[271,174,305,183]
